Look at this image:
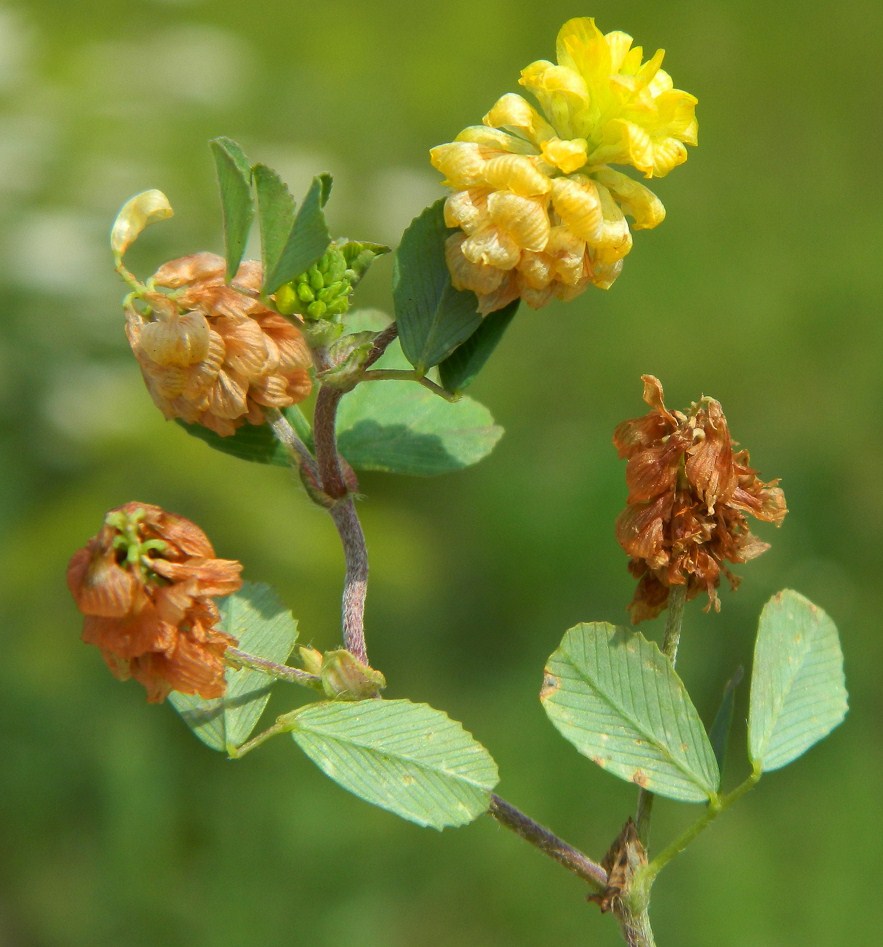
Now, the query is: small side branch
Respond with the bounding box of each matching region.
[266,409,319,479]
[488,793,608,892]
[226,647,319,687]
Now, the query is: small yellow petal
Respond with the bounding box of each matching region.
[487,192,550,251]
[550,176,603,243]
[593,168,665,230]
[481,153,551,196]
[540,137,588,174]
[455,125,537,154]
[594,185,633,263]
[555,17,610,80]
[444,234,507,295]
[588,256,623,290]
[443,189,490,234]
[484,92,557,146]
[429,142,487,187]
[462,227,522,270]
[111,189,173,258]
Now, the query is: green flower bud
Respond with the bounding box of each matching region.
[274,244,354,322]
[274,282,298,315]
[296,281,315,304]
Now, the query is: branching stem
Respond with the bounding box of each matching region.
[639,770,761,887]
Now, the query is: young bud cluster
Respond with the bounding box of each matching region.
[614,376,787,622]
[67,503,243,702]
[274,246,354,322]
[125,253,313,436]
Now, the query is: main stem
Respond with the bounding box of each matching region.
[307,324,398,664]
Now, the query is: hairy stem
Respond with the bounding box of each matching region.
[313,385,348,499]
[616,908,657,947]
[328,498,369,664]
[487,794,608,892]
[226,647,319,688]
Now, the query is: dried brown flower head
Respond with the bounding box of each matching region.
[67,502,243,702]
[613,375,787,623]
[125,253,313,436]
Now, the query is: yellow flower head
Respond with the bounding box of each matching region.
[430,18,698,313]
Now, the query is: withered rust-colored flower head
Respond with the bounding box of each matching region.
[613,375,787,623]
[67,502,243,703]
[125,252,313,436]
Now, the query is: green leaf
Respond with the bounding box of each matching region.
[253,163,296,282]
[264,173,333,294]
[337,380,503,476]
[438,299,519,393]
[393,200,482,372]
[175,416,291,467]
[169,582,298,752]
[290,699,499,829]
[541,623,720,803]
[209,137,255,279]
[748,590,847,773]
[707,666,744,781]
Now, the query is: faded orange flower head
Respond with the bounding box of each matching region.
[613,376,786,623]
[67,502,243,702]
[125,253,313,436]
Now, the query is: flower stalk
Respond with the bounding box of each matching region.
[635,583,687,845]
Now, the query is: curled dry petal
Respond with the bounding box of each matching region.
[614,375,786,622]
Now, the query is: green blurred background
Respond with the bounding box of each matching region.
[2,0,880,944]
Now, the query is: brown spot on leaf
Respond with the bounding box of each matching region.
[631,769,649,788]
[540,670,560,702]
